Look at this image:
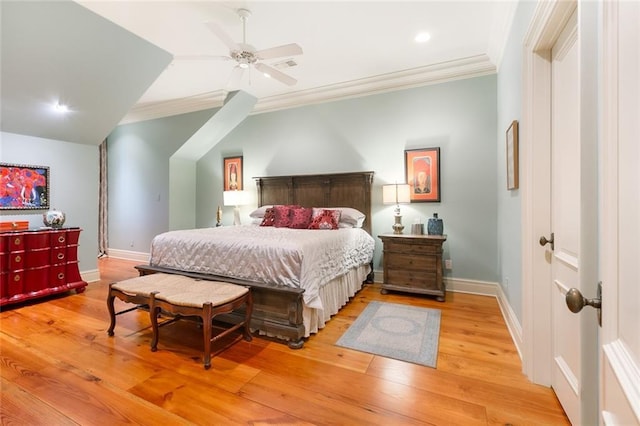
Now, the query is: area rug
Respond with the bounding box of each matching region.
[336,301,441,368]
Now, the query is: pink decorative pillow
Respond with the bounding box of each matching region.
[308,209,341,230]
[259,207,276,226]
[273,205,293,228]
[289,207,313,229]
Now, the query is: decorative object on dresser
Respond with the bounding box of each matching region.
[0,162,50,210]
[506,120,519,190]
[43,208,66,228]
[0,228,87,307]
[405,148,441,202]
[378,233,447,302]
[382,183,410,234]
[0,221,29,232]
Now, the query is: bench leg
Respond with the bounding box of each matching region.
[202,302,213,370]
[149,292,160,352]
[106,284,116,337]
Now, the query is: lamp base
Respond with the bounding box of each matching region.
[392,215,404,234]
[233,207,241,226]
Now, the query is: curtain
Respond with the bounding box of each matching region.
[98,139,108,257]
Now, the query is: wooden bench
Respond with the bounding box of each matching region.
[107,273,253,369]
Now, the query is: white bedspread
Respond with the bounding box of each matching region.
[149,225,375,309]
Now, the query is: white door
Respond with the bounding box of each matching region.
[600,1,640,424]
[548,10,583,424]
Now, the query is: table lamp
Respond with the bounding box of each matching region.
[382,183,411,234]
[223,190,250,225]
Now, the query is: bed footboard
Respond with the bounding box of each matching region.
[135,264,306,348]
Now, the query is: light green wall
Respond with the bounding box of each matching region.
[496,0,536,321]
[196,75,499,282]
[1,131,100,276]
[107,108,217,252]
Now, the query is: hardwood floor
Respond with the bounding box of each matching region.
[0,258,569,425]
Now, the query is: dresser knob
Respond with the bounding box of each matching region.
[58,253,65,260]
[58,273,65,280]
[14,237,21,246]
[58,235,66,244]
[14,255,21,263]
[13,275,20,282]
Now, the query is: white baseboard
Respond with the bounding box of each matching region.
[373,270,524,361]
[107,248,150,263]
[81,268,101,283]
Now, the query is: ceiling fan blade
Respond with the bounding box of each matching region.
[226,65,246,89]
[255,43,303,60]
[205,21,240,52]
[254,62,297,86]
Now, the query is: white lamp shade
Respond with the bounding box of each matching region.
[382,184,410,204]
[223,190,250,207]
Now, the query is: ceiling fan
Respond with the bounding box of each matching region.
[204,8,303,87]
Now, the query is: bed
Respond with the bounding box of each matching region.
[136,171,375,348]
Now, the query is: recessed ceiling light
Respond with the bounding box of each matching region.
[415,32,431,43]
[53,102,69,113]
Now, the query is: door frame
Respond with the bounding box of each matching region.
[521,0,599,419]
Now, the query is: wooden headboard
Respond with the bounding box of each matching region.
[254,171,374,235]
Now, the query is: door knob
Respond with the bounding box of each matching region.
[539,232,554,250]
[565,282,602,326]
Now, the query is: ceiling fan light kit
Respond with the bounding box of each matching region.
[203,8,303,87]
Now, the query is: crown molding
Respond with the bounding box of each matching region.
[120,55,496,124]
[253,54,495,114]
[119,90,228,124]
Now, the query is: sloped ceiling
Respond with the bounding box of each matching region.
[0,1,516,145]
[0,0,172,145]
[79,1,515,123]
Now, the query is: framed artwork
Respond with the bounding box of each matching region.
[506,120,519,190]
[0,162,50,210]
[405,148,441,202]
[223,156,243,191]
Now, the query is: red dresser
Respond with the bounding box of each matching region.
[0,228,87,307]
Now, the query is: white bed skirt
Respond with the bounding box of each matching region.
[256,263,370,341]
[302,263,370,337]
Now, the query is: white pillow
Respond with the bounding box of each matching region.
[249,205,273,218]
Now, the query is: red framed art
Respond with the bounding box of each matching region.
[223,156,243,191]
[405,148,441,202]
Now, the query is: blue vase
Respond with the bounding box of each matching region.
[427,213,443,235]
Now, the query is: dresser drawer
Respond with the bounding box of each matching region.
[8,251,25,269]
[25,248,50,268]
[51,247,67,264]
[25,266,50,293]
[25,232,50,249]
[51,231,67,248]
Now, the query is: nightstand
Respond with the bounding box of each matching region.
[378,233,447,301]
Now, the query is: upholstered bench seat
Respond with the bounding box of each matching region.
[107,273,253,369]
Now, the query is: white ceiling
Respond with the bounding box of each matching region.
[78,1,516,122]
[0,1,515,145]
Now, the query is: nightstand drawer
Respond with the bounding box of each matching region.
[384,240,441,255]
[386,270,437,288]
[385,253,436,271]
